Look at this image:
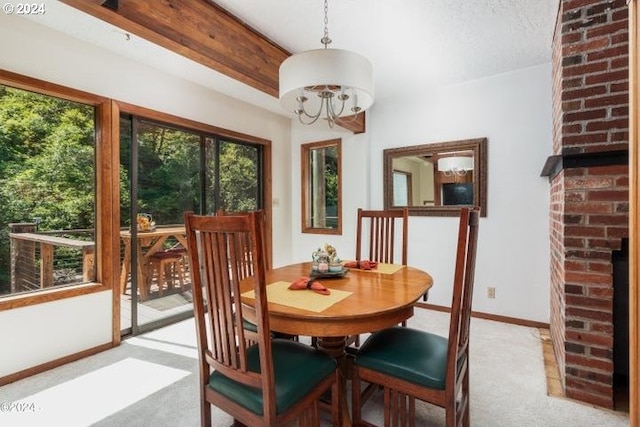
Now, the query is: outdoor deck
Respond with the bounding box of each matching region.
[120,281,193,330]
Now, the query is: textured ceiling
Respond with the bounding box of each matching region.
[211,0,560,101]
[25,0,559,115]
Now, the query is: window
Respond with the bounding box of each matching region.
[392,170,412,206]
[119,117,264,228]
[217,139,262,213]
[0,83,97,297]
[301,139,342,235]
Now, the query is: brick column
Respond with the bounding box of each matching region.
[548,0,629,409]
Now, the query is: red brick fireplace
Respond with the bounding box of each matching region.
[543,0,630,409]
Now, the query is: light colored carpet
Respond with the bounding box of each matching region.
[0,309,629,427]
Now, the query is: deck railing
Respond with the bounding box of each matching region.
[8,223,95,294]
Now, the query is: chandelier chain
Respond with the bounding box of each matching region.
[321,0,331,48]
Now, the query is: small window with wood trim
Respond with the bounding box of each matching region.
[301,139,342,235]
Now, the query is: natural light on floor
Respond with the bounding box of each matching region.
[126,336,199,360]
[0,358,189,427]
[125,317,199,360]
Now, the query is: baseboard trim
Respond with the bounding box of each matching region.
[415,302,550,329]
[0,342,114,387]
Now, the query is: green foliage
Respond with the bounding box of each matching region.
[219,141,258,212]
[123,122,261,223]
[323,146,338,208]
[0,85,95,293]
[135,124,202,224]
[0,88,95,230]
[1,85,263,294]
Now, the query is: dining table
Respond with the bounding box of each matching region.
[119,226,187,300]
[240,261,433,427]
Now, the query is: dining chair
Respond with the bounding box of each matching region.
[345,208,408,347]
[216,209,271,270]
[351,207,480,427]
[215,209,296,343]
[355,208,408,265]
[184,211,339,427]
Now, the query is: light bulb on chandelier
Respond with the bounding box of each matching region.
[279,0,374,128]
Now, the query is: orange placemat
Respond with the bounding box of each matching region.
[242,281,352,313]
[345,262,405,275]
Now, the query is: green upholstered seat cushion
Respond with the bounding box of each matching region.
[242,318,258,333]
[355,326,448,390]
[208,339,336,415]
[241,319,294,340]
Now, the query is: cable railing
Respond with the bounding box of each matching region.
[6,224,95,296]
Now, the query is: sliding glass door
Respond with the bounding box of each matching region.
[119,116,263,335]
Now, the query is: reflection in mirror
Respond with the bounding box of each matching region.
[384,138,487,217]
[301,139,342,234]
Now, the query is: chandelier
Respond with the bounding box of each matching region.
[279,0,374,128]
[437,156,474,177]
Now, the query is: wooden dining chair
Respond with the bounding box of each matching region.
[183,211,339,427]
[345,208,409,347]
[215,209,297,343]
[216,209,271,270]
[355,208,408,265]
[351,207,480,427]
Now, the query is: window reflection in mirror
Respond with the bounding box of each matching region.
[384,138,487,217]
[301,139,342,234]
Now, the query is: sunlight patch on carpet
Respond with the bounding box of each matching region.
[126,335,199,359]
[0,358,189,427]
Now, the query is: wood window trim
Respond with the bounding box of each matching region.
[0,68,117,312]
[301,139,342,235]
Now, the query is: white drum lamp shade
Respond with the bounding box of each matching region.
[437,157,474,173]
[279,48,374,117]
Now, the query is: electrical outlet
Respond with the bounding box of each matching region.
[487,287,496,299]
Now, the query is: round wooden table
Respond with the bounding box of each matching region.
[241,261,433,426]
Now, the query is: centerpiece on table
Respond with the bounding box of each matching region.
[311,243,345,276]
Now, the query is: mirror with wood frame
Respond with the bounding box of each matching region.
[383,138,487,217]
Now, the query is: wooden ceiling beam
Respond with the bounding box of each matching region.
[60,0,366,133]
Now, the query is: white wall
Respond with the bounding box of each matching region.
[0,15,292,375]
[286,66,552,323]
[0,292,112,377]
[369,65,553,323]
[289,122,371,264]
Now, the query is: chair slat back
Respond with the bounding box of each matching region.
[184,211,276,414]
[356,208,408,265]
[217,209,270,271]
[445,207,480,388]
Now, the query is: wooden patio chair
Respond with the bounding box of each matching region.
[145,244,188,297]
[351,207,480,427]
[183,211,339,427]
